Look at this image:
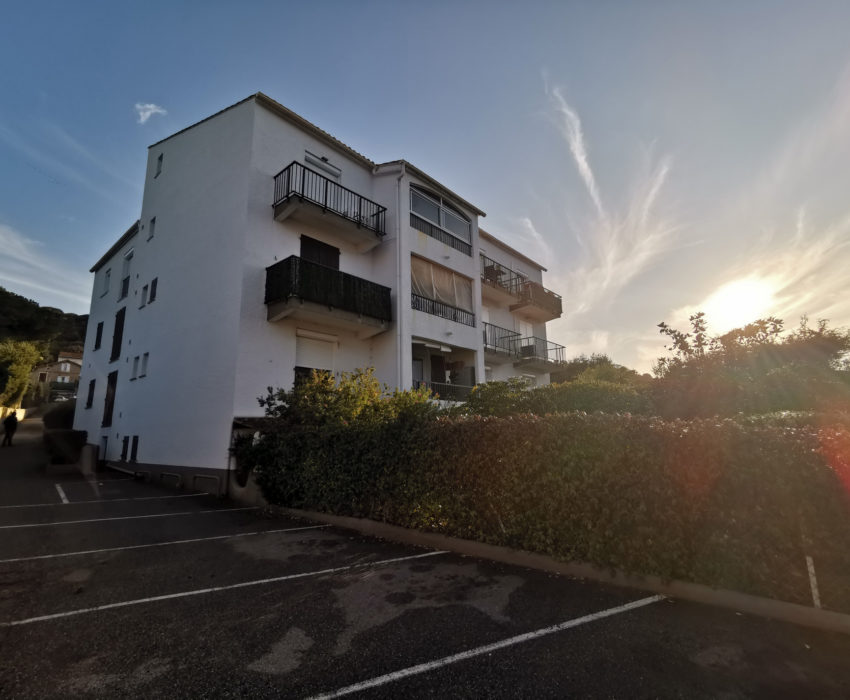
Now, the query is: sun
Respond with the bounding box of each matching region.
[702,277,778,333]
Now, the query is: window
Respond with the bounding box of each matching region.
[149,277,158,302]
[38,372,47,383]
[85,379,95,408]
[60,362,70,372]
[94,321,104,349]
[102,371,118,427]
[155,153,163,178]
[130,436,139,462]
[148,216,156,240]
[110,307,126,362]
[120,436,129,461]
[410,186,471,244]
[131,356,139,379]
[101,269,111,297]
[140,285,148,308]
[140,352,149,377]
[119,250,133,300]
[58,376,68,383]
[304,151,341,179]
[410,256,475,326]
[300,236,339,270]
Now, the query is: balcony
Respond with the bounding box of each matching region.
[482,322,521,364]
[413,380,474,402]
[265,256,392,338]
[480,254,563,321]
[513,335,567,372]
[411,293,475,327]
[273,161,387,252]
[482,323,566,372]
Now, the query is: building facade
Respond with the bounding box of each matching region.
[73,93,565,480]
[30,350,83,400]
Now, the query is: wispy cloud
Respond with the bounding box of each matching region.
[544,88,678,319]
[0,223,91,312]
[135,103,167,124]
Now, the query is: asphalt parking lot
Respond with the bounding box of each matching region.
[2,417,850,699]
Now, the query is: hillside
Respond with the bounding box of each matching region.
[0,286,88,358]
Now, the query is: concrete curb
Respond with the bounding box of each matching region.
[276,506,850,636]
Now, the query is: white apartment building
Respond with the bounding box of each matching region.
[73,93,565,485]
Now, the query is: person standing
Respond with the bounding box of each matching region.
[2,412,18,447]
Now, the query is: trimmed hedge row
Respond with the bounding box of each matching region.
[246,412,850,611]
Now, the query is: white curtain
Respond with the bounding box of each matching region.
[410,256,473,311]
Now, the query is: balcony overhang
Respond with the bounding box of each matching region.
[266,298,389,339]
[509,296,562,322]
[481,279,518,306]
[274,200,383,253]
[273,161,387,253]
[512,355,563,373]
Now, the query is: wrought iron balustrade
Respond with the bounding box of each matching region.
[480,255,524,295]
[482,322,521,353]
[410,213,472,256]
[273,161,386,236]
[265,256,392,322]
[411,293,475,327]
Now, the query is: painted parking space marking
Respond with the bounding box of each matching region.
[0,507,258,530]
[53,484,69,504]
[307,594,666,699]
[0,492,211,510]
[0,550,447,627]
[0,525,331,564]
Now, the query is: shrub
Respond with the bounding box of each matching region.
[42,400,76,429]
[250,410,850,611]
[43,429,87,464]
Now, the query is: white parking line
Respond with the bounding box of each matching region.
[0,493,211,510]
[0,550,447,627]
[54,484,69,505]
[0,507,257,530]
[0,525,330,563]
[307,594,665,699]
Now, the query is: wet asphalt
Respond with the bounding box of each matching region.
[1,417,849,699]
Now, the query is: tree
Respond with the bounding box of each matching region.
[0,340,42,407]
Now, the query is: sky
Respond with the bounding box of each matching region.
[1,1,849,373]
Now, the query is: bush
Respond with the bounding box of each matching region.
[249,410,850,611]
[42,400,76,429]
[43,429,87,464]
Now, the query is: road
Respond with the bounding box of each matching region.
[1,417,849,698]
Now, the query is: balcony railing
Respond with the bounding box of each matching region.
[482,322,521,354]
[411,293,475,327]
[273,161,387,236]
[513,281,562,319]
[265,256,392,322]
[413,380,474,402]
[410,213,472,256]
[480,255,524,296]
[514,336,567,365]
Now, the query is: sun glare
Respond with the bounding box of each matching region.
[702,277,777,333]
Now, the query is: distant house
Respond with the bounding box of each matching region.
[30,350,82,397]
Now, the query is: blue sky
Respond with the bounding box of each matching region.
[2,1,850,371]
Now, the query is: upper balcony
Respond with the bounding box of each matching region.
[273,162,387,253]
[480,254,563,321]
[265,256,392,339]
[482,322,566,373]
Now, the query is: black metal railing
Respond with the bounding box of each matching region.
[480,255,524,295]
[410,213,472,256]
[265,256,392,322]
[411,293,475,327]
[413,380,474,402]
[514,336,567,365]
[514,281,563,318]
[482,322,521,354]
[273,161,387,236]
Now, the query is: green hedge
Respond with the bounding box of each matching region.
[244,412,850,611]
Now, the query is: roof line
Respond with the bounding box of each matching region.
[90,220,139,272]
[377,160,486,217]
[479,229,547,271]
